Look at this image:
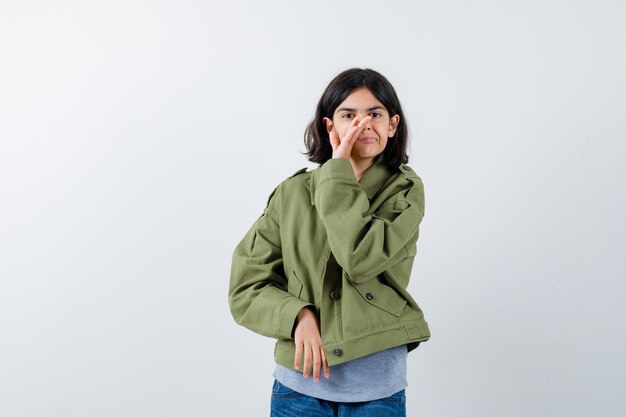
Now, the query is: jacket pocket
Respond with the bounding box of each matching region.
[288,270,304,299]
[350,278,407,317]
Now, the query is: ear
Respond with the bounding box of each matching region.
[323,117,334,133]
[388,115,400,138]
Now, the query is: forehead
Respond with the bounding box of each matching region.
[335,87,386,112]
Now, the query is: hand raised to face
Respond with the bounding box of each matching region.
[324,115,372,161]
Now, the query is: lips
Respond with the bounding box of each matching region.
[357,136,377,143]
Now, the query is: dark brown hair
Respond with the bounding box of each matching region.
[304,68,409,169]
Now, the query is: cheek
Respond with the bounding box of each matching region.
[372,119,389,130]
[376,123,391,138]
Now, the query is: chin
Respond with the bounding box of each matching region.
[354,150,380,159]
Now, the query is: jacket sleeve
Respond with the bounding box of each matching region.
[314,158,425,284]
[229,185,312,340]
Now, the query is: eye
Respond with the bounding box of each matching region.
[370,112,382,118]
[341,113,354,119]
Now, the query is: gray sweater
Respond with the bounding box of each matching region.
[273,344,407,402]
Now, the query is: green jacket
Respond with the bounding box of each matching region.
[229,158,430,369]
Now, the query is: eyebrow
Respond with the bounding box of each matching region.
[335,105,387,113]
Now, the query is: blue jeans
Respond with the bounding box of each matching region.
[270,380,406,417]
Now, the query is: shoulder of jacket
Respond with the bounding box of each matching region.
[264,167,309,209]
[399,164,422,182]
[398,164,424,207]
[288,167,308,179]
[280,167,310,189]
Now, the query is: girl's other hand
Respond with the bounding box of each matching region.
[293,307,330,381]
[328,116,372,160]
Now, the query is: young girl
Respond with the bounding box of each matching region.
[229,68,430,416]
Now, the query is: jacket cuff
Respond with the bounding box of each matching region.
[317,158,356,186]
[278,298,314,340]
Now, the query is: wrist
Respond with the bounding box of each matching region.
[296,306,314,322]
[331,151,351,160]
[292,306,315,337]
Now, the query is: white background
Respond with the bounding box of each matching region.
[1,1,625,416]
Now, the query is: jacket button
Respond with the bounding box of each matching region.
[333,347,343,357]
[329,289,340,300]
[365,293,374,301]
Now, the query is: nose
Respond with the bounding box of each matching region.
[363,115,372,130]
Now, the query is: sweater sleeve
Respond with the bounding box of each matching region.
[314,158,425,284]
[229,185,312,340]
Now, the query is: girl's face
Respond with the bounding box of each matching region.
[324,87,400,165]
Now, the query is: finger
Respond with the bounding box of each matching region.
[312,344,321,382]
[345,116,362,138]
[343,116,370,145]
[294,339,302,370]
[358,115,372,131]
[339,126,360,150]
[321,348,330,379]
[325,116,345,153]
[329,128,340,151]
[303,344,312,378]
[351,116,372,143]
[328,117,359,151]
[338,116,361,141]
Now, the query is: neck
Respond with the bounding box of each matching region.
[350,157,375,181]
